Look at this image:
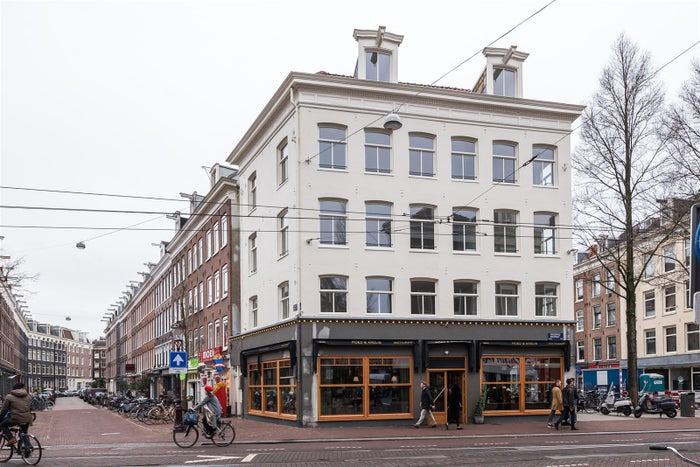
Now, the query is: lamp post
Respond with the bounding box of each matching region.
[171,321,184,428]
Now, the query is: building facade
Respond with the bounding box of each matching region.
[226,27,583,425]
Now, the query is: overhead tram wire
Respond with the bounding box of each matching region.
[3,27,696,237]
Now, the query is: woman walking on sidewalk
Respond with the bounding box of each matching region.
[547,379,563,428]
[445,383,462,430]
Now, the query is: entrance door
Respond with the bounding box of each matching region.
[428,370,465,424]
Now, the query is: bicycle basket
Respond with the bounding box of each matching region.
[183,411,199,426]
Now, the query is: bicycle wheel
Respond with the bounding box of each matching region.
[172,425,198,448]
[20,435,41,465]
[212,422,235,447]
[0,436,14,462]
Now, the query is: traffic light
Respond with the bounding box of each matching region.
[690,204,700,323]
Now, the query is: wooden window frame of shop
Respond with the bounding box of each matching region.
[247,358,296,421]
[479,355,565,416]
[317,355,414,421]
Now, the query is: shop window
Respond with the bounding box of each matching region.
[318,356,412,420]
[480,356,562,414]
[247,359,296,420]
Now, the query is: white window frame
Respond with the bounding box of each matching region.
[533,212,556,255]
[452,207,477,252]
[366,277,393,314]
[408,134,435,177]
[319,276,348,313]
[409,205,436,250]
[222,265,229,297]
[576,310,584,332]
[248,173,257,212]
[278,141,288,186]
[221,215,228,247]
[278,210,289,257]
[592,274,601,297]
[575,279,584,301]
[365,202,392,248]
[535,282,557,317]
[665,326,677,353]
[279,282,290,320]
[250,296,258,328]
[494,210,518,253]
[606,302,616,326]
[644,290,656,318]
[453,280,478,316]
[607,336,617,360]
[364,130,391,173]
[492,142,517,183]
[249,233,258,274]
[410,279,437,315]
[318,125,347,170]
[451,138,477,181]
[495,282,518,316]
[532,145,555,186]
[665,285,677,313]
[319,199,347,246]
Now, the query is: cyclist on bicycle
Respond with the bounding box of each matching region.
[192,385,222,436]
[0,382,32,445]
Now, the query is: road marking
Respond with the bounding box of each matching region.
[241,453,257,462]
[100,432,120,435]
[185,454,244,464]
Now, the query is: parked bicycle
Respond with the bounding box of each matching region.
[650,445,700,466]
[0,423,42,465]
[172,410,235,448]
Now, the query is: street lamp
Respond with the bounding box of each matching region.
[171,320,185,428]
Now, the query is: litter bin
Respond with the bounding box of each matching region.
[680,392,695,417]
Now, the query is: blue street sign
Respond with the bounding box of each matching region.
[169,351,187,369]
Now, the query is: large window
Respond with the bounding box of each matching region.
[495,282,518,316]
[645,329,657,355]
[410,280,436,315]
[222,265,228,297]
[644,291,656,318]
[493,68,515,97]
[687,323,699,351]
[410,205,435,250]
[592,274,601,297]
[664,245,676,272]
[365,50,390,82]
[453,281,478,316]
[481,356,562,413]
[606,302,616,326]
[366,202,392,247]
[278,141,288,185]
[248,233,257,274]
[577,341,585,361]
[593,338,602,361]
[248,359,296,419]
[665,285,677,313]
[320,199,347,245]
[408,134,434,177]
[320,276,348,313]
[279,282,289,320]
[248,173,257,211]
[452,207,477,252]
[644,254,654,278]
[576,310,584,332]
[607,336,617,360]
[532,146,555,186]
[318,356,412,419]
[250,296,258,328]
[534,283,557,317]
[451,139,476,180]
[365,130,391,173]
[494,210,517,253]
[278,210,289,257]
[492,142,516,183]
[575,279,584,301]
[593,306,601,329]
[533,213,556,255]
[319,126,347,169]
[366,277,392,314]
[665,326,677,353]
[606,271,615,296]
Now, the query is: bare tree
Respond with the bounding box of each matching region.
[662,60,700,196]
[0,256,38,294]
[572,34,678,404]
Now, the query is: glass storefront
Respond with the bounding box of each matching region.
[481,356,562,413]
[318,356,412,419]
[248,358,296,420]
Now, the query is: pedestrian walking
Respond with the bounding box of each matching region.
[445,383,462,430]
[547,379,563,428]
[413,381,437,428]
[555,378,579,430]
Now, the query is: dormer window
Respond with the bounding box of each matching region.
[493,67,515,97]
[474,46,529,98]
[366,50,390,82]
[353,27,403,83]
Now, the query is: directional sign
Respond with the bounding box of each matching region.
[170,351,187,369]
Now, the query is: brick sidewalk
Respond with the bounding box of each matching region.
[30,397,700,447]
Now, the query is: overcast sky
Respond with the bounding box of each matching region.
[1,0,699,341]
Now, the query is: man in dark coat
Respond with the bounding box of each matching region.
[555,378,579,430]
[413,380,437,427]
[0,382,33,444]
